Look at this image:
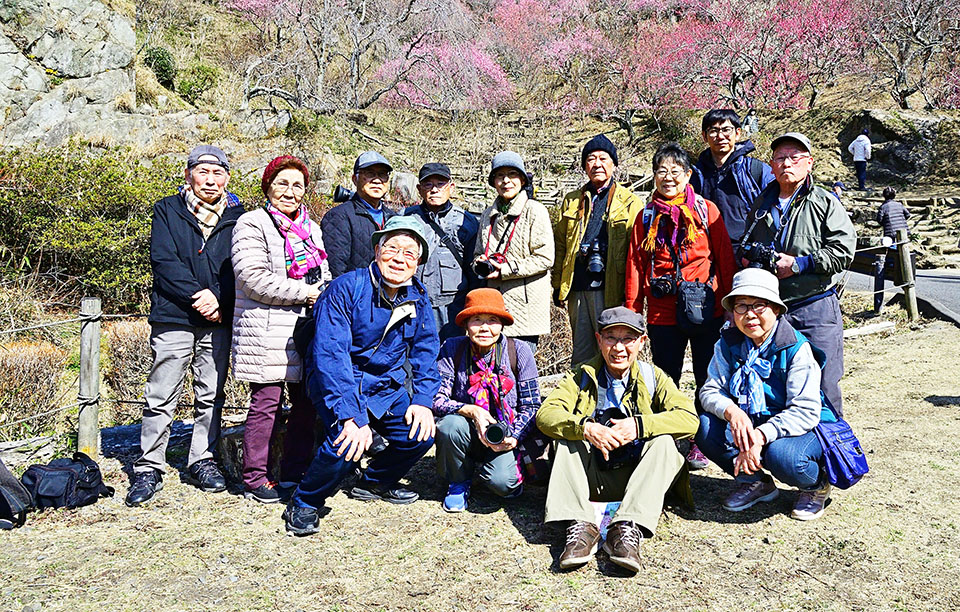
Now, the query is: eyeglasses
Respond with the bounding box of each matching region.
[600,334,640,347]
[732,301,770,315]
[379,244,419,263]
[272,180,305,195]
[420,180,450,191]
[655,169,687,180]
[706,126,736,137]
[771,153,811,166]
[359,168,390,181]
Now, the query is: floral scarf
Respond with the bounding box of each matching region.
[265,202,327,279]
[641,184,704,253]
[467,342,516,424]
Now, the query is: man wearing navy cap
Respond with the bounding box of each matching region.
[321,150,397,278]
[403,162,480,340]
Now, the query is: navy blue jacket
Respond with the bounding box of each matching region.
[308,264,440,428]
[691,141,774,243]
[320,195,397,279]
[148,192,244,327]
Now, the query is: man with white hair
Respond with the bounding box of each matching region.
[284,215,441,536]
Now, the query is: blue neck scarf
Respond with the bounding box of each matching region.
[729,322,777,416]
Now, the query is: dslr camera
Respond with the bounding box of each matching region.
[304,266,323,286]
[332,185,355,203]
[579,238,606,276]
[594,407,643,470]
[484,421,510,445]
[741,242,779,274]
[472,253,507,278]
[649,275,676,299]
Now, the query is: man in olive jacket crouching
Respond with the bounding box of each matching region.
[536,307,698,574]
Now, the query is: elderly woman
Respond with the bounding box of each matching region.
[696,269,836,520]
[433,288,541,512]
[625,142,736,469]
[473,151,554,351]
[231,155,331,503]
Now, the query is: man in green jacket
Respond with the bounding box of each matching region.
[552,135,644,365]
[536,307,698,574]
[739,132,856,415]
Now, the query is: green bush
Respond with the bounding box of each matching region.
[143,46,177,89]
[177,64,219,106]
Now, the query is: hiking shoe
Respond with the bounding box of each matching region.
[503,484,523,500]
[443,481,471,512]
[685,443,710,470]
[244,482,281,504]
[791,483,832,521]
[349,482,419,504]
[125,470,163,507]
[187,458,227,493]
[603,520,644,574]
[558,521,600,570]
[722,476,779,512]
[283,504,320,536]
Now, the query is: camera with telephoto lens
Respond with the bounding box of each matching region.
[332,185,355,203]
[649,275,676,299]
[741,242,779,273]
[484,421,510,445]
[579,238,606,276]
[472,253,506,278]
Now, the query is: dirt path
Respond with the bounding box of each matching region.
[3,304,959,611]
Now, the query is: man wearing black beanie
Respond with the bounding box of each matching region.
[553,134,644,364]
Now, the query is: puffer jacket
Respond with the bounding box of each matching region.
[744,177,856,303]
[231,207,331,383]
[474,191,555,337]
[552,182,645,307]
[691,141,774,243]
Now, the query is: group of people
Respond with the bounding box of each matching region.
[125,108,858,574]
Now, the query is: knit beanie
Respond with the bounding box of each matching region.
[581,134,618,167]
[261,156,310,196]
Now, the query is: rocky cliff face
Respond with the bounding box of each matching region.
[0,0,145,147]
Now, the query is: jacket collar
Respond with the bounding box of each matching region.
[579,354,641,393]
[491,190,528,219]
[698,140,756,173]
[173,191,243,233]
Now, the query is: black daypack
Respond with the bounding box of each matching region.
[20,452,114,510]
[0,457,32,528]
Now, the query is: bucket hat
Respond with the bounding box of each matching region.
[721,268,788,313]
[455,288,514,327]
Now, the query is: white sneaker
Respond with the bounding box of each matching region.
[791,483,832,521]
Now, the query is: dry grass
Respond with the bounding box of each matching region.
[0,341,68,442]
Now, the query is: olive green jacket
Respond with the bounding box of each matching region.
[552,182,645,306]
[536,355,699,507]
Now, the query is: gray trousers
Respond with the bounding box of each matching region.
[544,435,683,537]
[567,290,605,365]
[783,293,844,416]
[435,414,520,496]
[134,323,230,474]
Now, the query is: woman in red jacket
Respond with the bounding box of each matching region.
[625,142,736,469]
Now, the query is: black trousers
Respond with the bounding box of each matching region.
[647,318,724,412]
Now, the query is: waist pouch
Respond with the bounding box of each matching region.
[676,279,716,331]
[813,419,869,489]
[20,452,114,510]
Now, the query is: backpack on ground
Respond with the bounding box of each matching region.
[0,456,32,528]
[20,452,114,510]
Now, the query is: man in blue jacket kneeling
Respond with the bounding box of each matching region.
[284,216,440,536]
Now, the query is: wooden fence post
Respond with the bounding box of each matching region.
[78,297,101,457]
[896,229,919,322]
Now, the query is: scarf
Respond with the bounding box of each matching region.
[728,325,777,416]
[265,202,327,279]
[641,184,704,253]
[578,183,610,253]
[182,185,238,239]
[467,342,516,424]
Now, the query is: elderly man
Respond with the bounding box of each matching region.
[403,162,480,341]
[691,109,774,246]
[553,135,644,364]
[283,216,440,536]
[321,151,397,278]
[740,133,856,414]
[536,307,698,574]
[126,145,243,507]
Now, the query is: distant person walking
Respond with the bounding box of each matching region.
[847,129,872,190]
[742,109,759,138]
[876,187,910,241]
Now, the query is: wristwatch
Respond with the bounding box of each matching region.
[790,259,801,275]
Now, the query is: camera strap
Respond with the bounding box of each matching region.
[424,209,465,268]
[484,211,522,260]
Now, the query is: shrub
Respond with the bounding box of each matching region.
[0,341,68,442]
[143,46,177,89]
[177,64,219,106]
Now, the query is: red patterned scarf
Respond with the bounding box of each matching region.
[641,184,703,253]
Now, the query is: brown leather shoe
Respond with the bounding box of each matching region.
[602,520,643,573]
[558,521,601,570]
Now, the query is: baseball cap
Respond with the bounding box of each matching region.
[418,162,452,182]
[187,145,230,172]
[354,151,393,173]
[770,132,813,154]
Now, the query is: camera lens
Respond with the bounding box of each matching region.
[473,260,493,277]
[485,422,507,445]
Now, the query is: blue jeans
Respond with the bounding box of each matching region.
[854,161,867,189]
[292,387,434,510]
[695,412,823,489]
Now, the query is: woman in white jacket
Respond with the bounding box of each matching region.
[232,156,330,503]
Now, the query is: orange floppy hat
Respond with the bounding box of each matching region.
[455,288,514,327]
